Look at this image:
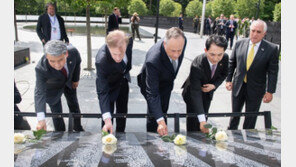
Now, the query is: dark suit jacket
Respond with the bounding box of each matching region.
[182,53,229,115]
[205,18,212,28]
[34,46,81,113]
[36,13,69,43]
[14,82,22,112]
[226,38,279,97]
[107,13,122,34]
[217,19,226,29]
[225,20,238,34]
[95,37,133,114]
[137,38,187,120]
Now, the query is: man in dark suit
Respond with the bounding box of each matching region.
[178,13,184,31]
[225,15,238,50]
[205,16,212,35]
[217,14,226,36]
[137,27,187,136]
[35,40,84,131]
[182,35,228,133]
[36,2,69,45]
[107,7,122,35]
[96,30,133,133]
[226,20,279,129]
[15,81,31,130]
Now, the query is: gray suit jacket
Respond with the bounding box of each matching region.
[226,38,279,97]
[34,46,81,113]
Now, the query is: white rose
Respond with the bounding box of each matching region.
[215,131,228,141]
[173,134,186,145]
[14,133,26,144]
[102,134,117,145]
[102,144,117,155]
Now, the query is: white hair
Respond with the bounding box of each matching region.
[44,40,67,56]
[251,19,268,33]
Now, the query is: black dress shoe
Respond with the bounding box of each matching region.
[73,126,85,132]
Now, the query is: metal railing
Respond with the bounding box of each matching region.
[14,111,272,132]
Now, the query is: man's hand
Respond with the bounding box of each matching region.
[201,84,215,92]
[226,82,232,91]
[41,39,46,44]
[200,121,209,134]
[102,118,113,134]
[263,92,273,103]
[36,120,47,130]
[72,81,79,89]
[157,120,168,136]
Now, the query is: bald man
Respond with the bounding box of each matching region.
[226,20,279,129]
[137,27,187,136]
[96,30,133,133]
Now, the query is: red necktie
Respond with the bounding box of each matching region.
[61,67,67,79]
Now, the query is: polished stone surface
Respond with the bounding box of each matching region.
[14,130,281,167]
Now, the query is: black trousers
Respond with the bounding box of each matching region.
[218,28,225,36]
[226,31,235,49]
[49,86,83,131]
[146,92,171,133]
[228,83,264,130]
[186,93,212,131]
[101,79,129,132]
[14,109,31,130]
[131,24,141,40]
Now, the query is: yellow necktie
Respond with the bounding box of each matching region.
[244,44,255,83]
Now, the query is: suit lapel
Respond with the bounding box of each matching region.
[243,39,250,70]
[249,40,266,69]
[202,54,212,80]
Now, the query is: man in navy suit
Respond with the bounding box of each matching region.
[137,27,187,136]
[226,20,279,129]
[225,15,238,50]
[35,40,84,131]
[96,30,133,133]
[182,35,228,133]
[107,7,122,35]
[36,2,69,45]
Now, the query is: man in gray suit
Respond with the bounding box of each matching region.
[35,40,84,131]
[226,20,279,129]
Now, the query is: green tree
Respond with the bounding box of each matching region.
[173,0,191,15]
[185,0,202,17]
[159,0,175,16]
[211,0,235,18]
[273,2,281,22]
[95,1,113,31]
[205,0,213,17]
[261,0,278,21]
[171,2,182,17]
[235,0,265,19]
[128,0,148,16]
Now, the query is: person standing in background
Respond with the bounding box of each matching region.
[131,12,141,41]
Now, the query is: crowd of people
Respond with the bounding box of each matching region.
[14,3,279,137]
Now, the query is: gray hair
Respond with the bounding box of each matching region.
[164,27,185,43]
[44,40,67,56]
[250,19,268,33]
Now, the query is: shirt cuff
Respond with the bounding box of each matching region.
[156,117,164,123]
[197,114,206,122]
[102,112,112,121]
[37,112,45,121]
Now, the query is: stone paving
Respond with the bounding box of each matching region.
[14,21,281,133]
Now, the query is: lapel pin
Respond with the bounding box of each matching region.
[69,61,72,64]
[261,48,264,51]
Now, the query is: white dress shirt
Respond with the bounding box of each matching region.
[48,14,61,40]
[248,40,262,58]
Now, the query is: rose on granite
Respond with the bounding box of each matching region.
[215,131,228,141]
[173,134,186,145]
[215,141,228,151]
[102,144,117,155]
[14,133,26,144]
[102,134,117,145]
